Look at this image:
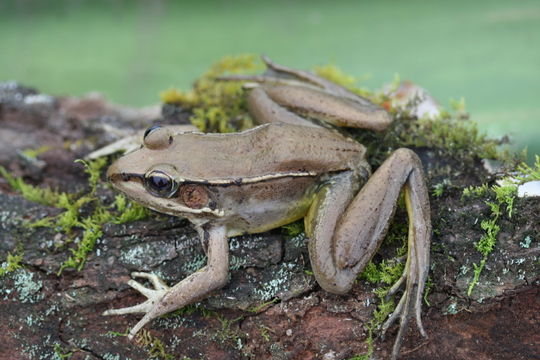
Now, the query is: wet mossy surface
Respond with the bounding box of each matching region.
[0,59,539,360]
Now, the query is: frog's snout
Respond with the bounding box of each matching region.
[106,161,144,185]
[106,162,118,183]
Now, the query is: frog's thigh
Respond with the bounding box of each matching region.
[304,170,360,294]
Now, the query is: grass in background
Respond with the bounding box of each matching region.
[0,0,538,161]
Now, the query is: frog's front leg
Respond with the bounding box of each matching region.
[103,225,229,339]
[306,148,431,360]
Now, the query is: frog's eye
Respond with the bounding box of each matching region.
[143,125,173,150]
[144,170,178,197]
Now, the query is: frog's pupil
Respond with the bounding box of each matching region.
[145,171,176,197]
[150,175,169,189]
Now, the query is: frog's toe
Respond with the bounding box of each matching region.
[103,302,150,316]
[380,266,428,359]
[131,272,170,291]
[127,279,157,298]
[103,273,170,317]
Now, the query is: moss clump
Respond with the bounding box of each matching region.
[53,343,73,359]
[281,219,304,237]
[517,155,540,182]
[160,54,262,133]
[136,329,174,360]
[355,113,503,172]
[54,160,149,273]
[1,160,149,274]
[0,251,23,277]
[21,145,50,159]
[401,115,499,160]
[355,220,408,359]
[0,165,65,206]
[463,157,540,296]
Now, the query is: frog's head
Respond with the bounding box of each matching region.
[107,125,223,219]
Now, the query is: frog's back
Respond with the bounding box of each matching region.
[170,123,366,181]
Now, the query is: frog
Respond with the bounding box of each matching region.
[103,55,431,360]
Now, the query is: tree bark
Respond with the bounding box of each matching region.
[0,83,538,360]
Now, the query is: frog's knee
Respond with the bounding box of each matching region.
[393,148,422,165]
[314,270,355,295]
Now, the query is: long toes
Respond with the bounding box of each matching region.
[128,280,155,298]
[128,313,154,340]
[386,272,407,299]
[103,302,149,316]
[414,301,428,338]
[381,290,407,338]
[131,272,170,291]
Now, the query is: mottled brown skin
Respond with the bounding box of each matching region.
[104,56,431,360]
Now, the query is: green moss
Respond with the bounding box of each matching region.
[53,343,73,359]
[281,220,305,237]
[347,355,370,360]
[466,158,539,293]
[215,314,244,346]
[464,176,521,296]
[21,145,50,159]
[356,225,408,359]
[160,54,261,133]
[0,165,65,206]
[1,160,148,274]
[111,194,150,224]
[75,157,108,193]
[402,115,498,160]
[168,303,218,319]
[259,325,273,342]
[0,250,23,277]
[462,183,489,199]
[517,155,540,182]
[58,216,103,273]
[248,298,278,313]
[423,276,434,306]
[136,329,174,360]
[432,179,452,198]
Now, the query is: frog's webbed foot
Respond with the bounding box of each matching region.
[103,225,230,340]
[379,240,429,355]
[103,272,170,339]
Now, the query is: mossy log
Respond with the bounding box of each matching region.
[0,82,538,360]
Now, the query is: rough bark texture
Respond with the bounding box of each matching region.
[0,83,538,360]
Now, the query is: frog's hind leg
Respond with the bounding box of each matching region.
[219,55,392,131]
[244,87,323,127]
[305,148,431,360]
[260,55,361,101]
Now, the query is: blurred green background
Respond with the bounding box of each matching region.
[1,0,538,161]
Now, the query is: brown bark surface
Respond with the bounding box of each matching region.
[0,83,538,360]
